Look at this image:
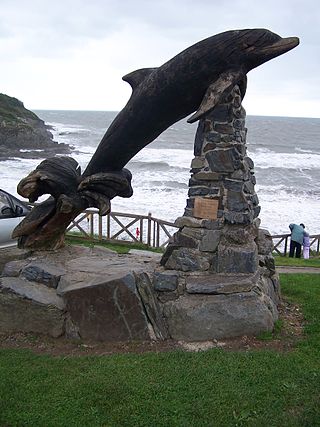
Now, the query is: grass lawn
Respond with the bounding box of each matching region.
[274,255,320,268]
[0,274,320,426]
[65,234,164,254]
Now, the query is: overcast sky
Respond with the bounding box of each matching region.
[0,0,319,117]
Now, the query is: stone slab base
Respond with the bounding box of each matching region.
[0,245,280,342]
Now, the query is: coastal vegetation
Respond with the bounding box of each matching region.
[0,93,71,159]
[0,273,319,426]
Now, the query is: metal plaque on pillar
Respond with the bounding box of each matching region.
[193,197,219,220]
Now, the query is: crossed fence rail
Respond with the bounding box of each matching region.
[271,233,320,257]
[66,209,320,256]
[66,209,178,248]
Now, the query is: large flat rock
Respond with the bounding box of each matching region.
[0,277,65,337]
[0,245,161,341]
[186,272,259,294]
[63,272,151,341]
[163,292,277,341]
[0,247,32,274]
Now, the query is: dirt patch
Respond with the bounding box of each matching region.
[0,298,305,357]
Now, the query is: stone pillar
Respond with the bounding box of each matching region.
[157,85,280,340]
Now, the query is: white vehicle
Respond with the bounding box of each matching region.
[0,189,31,248]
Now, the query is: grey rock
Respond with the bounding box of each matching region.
[193,171,221,181]
[21,262,66,289]
[1,259,29,277]
[258,255,276,275]
[173,231,198,249]
[207,105,233,123]
[214,123,234,134]
[199,230,221,252]
[128,250,162,260]
[186,198,195,208]
[186,272,258,294]
[164,248,210,272]
[244,180,255,194]
[244,156,254,170]
[163,292,276,340]
[217,244,258,273]
[153,271,178,292]
[181,227,205,240]
[256,275,281,305]
[63,272,151,341]
[233,95,242,108]
[230,169,249,180]
[0,277,65,338]
[253,206,261,218]
[222,225,256,246]
[233,119,245,130]
[226,190,249,212]
[136,272,169,339]
[65,314,81,340]
[256,229,274,255]
[191,157,205,169]
[188,187,219,197]
[0,277,65,309]
[0,247,31,275]
[205,148,241,172]
[206,131,221,143]
[223,179,244,192]
[203,142,216,152]
[224,211,254,225]
[174,216,203,228]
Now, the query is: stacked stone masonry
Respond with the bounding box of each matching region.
[159,84,280,340]
[0,85,280,342]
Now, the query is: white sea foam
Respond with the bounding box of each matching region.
[249,149,320,169]
[1,112,320,236]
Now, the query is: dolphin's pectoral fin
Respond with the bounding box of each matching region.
[187,70,245,123]
[122,68,157,90]
[238,75,247,100]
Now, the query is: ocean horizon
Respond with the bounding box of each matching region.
[2,110,320,236]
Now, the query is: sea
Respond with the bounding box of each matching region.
[1,110,320,236]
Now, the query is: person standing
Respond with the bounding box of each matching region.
[289,223,305,258]
[303,229,310,259]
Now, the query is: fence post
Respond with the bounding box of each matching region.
[90,213,94,238]
[98,214,102,241]
[156,222,160,247]
[106,213,110,239]
[139,218,143,243]
[284,236,288,256]
[147,212,152,247]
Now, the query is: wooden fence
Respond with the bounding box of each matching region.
[66,209,178,248]
[66,209,320,255]
[271,233,320,257]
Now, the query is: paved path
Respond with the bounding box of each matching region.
[277,266,320,274]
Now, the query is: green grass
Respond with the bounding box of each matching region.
[274,255,320,268]
[0,274,320,426]
[65,234,164,254]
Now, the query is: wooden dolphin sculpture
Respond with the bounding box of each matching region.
[13,28,299,249]
[84,28,299,175]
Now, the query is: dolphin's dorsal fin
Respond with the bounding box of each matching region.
[187,70,245,123]
[122,68,157,90]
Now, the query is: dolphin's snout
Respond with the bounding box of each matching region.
[261,36,300,56]
[281,36,300,49]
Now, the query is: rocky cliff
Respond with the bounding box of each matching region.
[0,93,72,160]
